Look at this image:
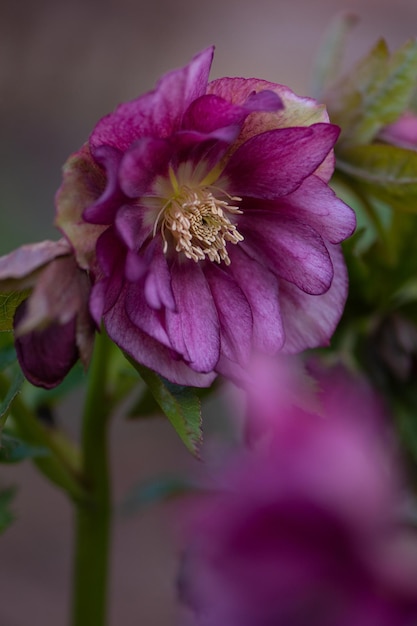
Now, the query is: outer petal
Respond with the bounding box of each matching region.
[104,295,217,387]
[90,47,214,151]
[204,264,253,366]
[208,77,335,181]
[0,239,70,291]
[279,244,348,353]
[55,144,107,269]
[165,261,220,372]
[239,212,333,295]
[14,302,78,389]
[227,245,284,353]
[222,124,340,199]
[276,176,356,244]
[82,146,126,224]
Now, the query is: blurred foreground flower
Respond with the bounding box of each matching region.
[180,357,417,626]
[56,47,355,387]
[0,240,94,388]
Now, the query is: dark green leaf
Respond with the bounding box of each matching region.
[130,362,203,456]
[0,432,49,463]
[0,486,17,534]
[0,290,29,332]
[0,343,17,372]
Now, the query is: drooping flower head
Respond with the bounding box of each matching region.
[56,48,355,386]
[179,356,417,626]
[0,240,94,388]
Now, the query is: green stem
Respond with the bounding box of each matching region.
[71,330,112,626]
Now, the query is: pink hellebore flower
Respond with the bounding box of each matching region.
[378,111,417,150]
[180,357,417,626]
[56,48,355,386]
[0,240,94,388]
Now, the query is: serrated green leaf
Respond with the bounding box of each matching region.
[337,144,417,211]
[0,367,24,421]
[0,290,29,331]
[0,486,17,533]
[0,432,49,463]
[328,38,417,146]
[130,362,203,456]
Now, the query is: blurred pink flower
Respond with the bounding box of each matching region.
[0,240,94,388]
[56,48,355,386]
[378,111,417,150]
[180,357,417,626]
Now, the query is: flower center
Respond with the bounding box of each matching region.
[154,186,243,265]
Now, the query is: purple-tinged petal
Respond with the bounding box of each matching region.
[204,264,252,366]
[16,256,88,333]
[125,283,172,348]
[14,301,78,389]
[182,91,283,134]
[379,112,417,150]
[119,138,173,198]
[0,239,70,291]
[104,293,217,387]
[115,205,150,251]
[55,144,108,270]
[125,250,147,282]
[277,176,356,244]
[90,47,214,152]
[227,245,285,353]
[222,124,340,199]
[279,244,348,353]
[143,239,176,310]
[239,212,333,295]
[172,127,239,173]
[82,146,126,224]
[165,261,220,372]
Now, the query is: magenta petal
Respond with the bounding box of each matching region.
[279,244,348,353]
[83,146,125,224]
[104,294,217,387]
[223,124,340,199]
[277,176,356,244]
[204,264,252,366]
[240,212,333,295]
[227,245,284,353]
[14,302,78,389]
[143,239,176,310]
[119,137,173,198]
[115,205,150,251]
[90,47,214,152]
[125,283,172,348]
[165,261,220,372]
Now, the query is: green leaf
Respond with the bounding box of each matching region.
[0,367,24,421]
[121,475,196,515]
[0,486,16,534]
[0,290,29,331]
[337,144,417,211]
[328,38,417,146]
[130,362,203,456]
[0,432,49,463]
[311,12,358,99]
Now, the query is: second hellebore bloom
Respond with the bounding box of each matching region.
[56,47,355,386]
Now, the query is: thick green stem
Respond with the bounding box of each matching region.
[72,331,112,626]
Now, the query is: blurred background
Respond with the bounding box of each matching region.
[1,0,417,624]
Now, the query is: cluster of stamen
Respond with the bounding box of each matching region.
[154,186,243,265]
